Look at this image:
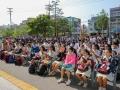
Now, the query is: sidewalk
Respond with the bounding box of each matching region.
[0,77,21,90]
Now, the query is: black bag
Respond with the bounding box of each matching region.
[4,55,9,63]
[8,55,15,63]
[0,50,5,60]
[36,64,48,76]
[14,56,23,66]
[116,73,120,81]
[28,64,36,74]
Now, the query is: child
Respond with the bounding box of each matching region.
[76,49,92,88]
[57,47,77,86]
[96,47,118,90]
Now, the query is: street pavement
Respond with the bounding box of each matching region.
[0,77,21,90]
[0,61,120,90]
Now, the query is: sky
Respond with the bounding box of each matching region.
[0,0,120,25]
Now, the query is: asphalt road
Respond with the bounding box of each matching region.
[0,61,120,90]
[0,77,21,90]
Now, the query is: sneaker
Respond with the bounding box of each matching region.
[57,78,64,83]
[78,81,84,86]
[66,80,71,86]
[82,83,88,88]
[98,87,102,90]
[48,71,56,76]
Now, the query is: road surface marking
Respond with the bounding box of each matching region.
[0,70,38,90]
[0,77,21,90]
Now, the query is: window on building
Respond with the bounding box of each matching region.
[90,28,93,31]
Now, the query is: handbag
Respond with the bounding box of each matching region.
[97,60,110,74]
[77,57,89,72]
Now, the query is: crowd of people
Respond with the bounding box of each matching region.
[0,35,120,90]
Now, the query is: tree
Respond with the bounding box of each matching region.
[13,24,30,37]
[27,15,53,37]
[2,29,13,37]
[45,0,64,37]
[95,9,108,36]
[56,18,69,36]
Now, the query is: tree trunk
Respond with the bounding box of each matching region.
[63,31,65,36]
[102,26,104,38]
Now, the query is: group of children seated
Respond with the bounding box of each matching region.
[0,36,120,90]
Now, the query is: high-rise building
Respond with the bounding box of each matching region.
[67,16,81,38]
[88,17,97,34]
[110,6,120,33]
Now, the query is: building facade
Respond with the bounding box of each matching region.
[88,17,98,34]
[110,6,120,33]
[67,16,81,38]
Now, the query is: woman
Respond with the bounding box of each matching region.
[41,45,56,65]
[96,47,118,90]
[21,44,31,66]
[30,46,46,64]
[49,44,66,76]
[91,44,102,63]
[76,49,92,88]
[57,47,77,86]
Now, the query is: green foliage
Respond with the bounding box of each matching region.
[0,24,30,37]
[56,18,70,35]
[3,29,13,37]
[27,15,52,37]
[27,14,69,37]
[0,15,70,38]
[13,25,30,37]
[95,9,108,32]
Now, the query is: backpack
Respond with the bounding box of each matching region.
[36,63,48,76]
[28,64,36,74]
[8,55,15,63]
[4,55,9,63]
[109,56,119,74]
[14,56,23,66]
[109,56,120,81]
[0,51,5,60]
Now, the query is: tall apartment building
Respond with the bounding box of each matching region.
[67,16,81,38]
[110,6,120,33]
[88,17,98,34]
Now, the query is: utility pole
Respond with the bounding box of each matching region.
[45,0,51,18]
[7,8,13,29]
[55,0,57,37]
[48,0,51,18]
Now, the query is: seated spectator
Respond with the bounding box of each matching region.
[111,41,120,55]
[96,47,119,90]
[76,49,92,88]
[49,44,66,76]
[57,47,77,86]
[31,42,40,58]
[30,46,46,64]
[21,44,31,66]
[41,45,56,65]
